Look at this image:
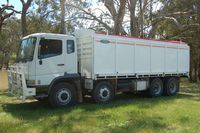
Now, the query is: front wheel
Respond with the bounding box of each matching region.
[48,82,77,108]
[93,81,114,103]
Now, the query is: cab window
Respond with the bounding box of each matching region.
[67,40,75,54]
[39,39,62,59]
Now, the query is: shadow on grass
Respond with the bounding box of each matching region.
[1,92,196,122]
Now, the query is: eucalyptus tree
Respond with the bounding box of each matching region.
[0,0,20,32]
[35,0,86,34]
[0,18,21,68]
[19,0,33,36]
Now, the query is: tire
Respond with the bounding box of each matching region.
[165,77,179,96]
[93,81,114,103]
[149,78,163,97]
[48,82,77,108]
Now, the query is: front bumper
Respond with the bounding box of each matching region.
[8,66,36,101]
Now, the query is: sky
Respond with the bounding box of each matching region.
[0,0,22,11]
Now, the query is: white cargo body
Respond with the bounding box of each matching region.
[76,29,190,79]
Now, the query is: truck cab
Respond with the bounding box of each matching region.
[9,33,81,107]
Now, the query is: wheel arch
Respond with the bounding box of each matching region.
[48,73,81,95]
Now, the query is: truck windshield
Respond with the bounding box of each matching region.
[16,37,37,62]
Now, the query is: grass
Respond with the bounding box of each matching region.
[0,81,200,133]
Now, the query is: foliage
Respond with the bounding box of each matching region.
[0,1,20,31]
[0,18,21,66]
[34,0,90,33]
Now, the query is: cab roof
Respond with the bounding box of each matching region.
[23,33,75,39]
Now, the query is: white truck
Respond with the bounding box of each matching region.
[8,29,190,107]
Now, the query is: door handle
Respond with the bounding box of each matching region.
[57,64,65,66]
[39,59,42,65]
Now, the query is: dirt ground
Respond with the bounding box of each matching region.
[0,70,8,90]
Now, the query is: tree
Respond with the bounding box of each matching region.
[67,0,127,34]
[60,0,66,34]
[0,0,20,32]
[128,0,138,36]
[35,0,78,33]
[0,18,21,68]
[128,0,163,37]
[103,0,127,34]
[26,14,59,33]
[20,0,33,36]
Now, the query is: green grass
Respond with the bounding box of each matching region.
[0,81,200,133]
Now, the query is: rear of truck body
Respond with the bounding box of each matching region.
[8,29,190,107]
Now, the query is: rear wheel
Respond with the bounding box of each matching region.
[48,82,77,108]
[93,81,114,103]
[165,77,179,96]
[149,78,163,97]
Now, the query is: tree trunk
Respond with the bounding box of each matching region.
[0,51,4,69]
[194,62,198,82]
[0,8,15,33]
[20,0,33,37]
[60,0,66,34]
[21,8,27,36]
[113,0,126,35]
[189,54,193,82]
[104,0,126,35]
[198,63,200,82]
[128,0,139,36]
[139,0,144,37]
[0,20,2,32]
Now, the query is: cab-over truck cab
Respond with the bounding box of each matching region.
[9,33,82,107]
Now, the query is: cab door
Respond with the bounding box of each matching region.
[35,37,65,86]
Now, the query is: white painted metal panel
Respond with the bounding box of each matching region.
[76,36,93,78]
[151,46,165,73]
[178,48,190,73]
[135,45,151,74]
[165,47,178,73]
[94,42,115,74]
[116,43,134,74]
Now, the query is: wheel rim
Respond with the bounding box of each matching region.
[98,86,110,101]
[56,88,71,105]
[169,80,177,93]
[152,82,161,95]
